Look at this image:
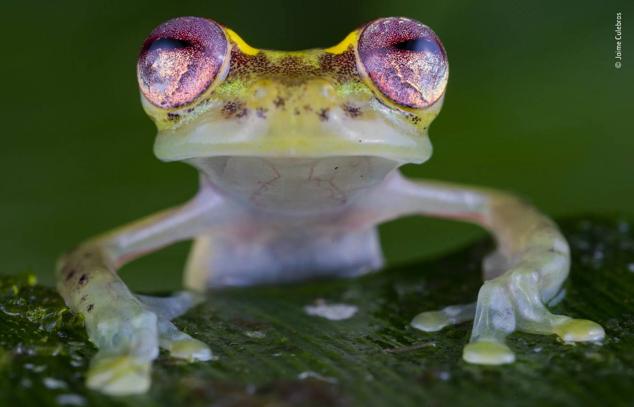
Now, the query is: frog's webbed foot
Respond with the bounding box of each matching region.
[371,174,606,366]
[411,251,605,365]
[84,291,211,395]
[139,292,212,361]
[463,258,605,365]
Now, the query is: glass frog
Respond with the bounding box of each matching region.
[56,16,605,395]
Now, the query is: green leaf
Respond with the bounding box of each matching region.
[1,217,632,406]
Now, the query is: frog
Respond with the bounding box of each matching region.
[56,16,605,395]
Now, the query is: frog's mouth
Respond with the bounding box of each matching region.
[153,104,433,165]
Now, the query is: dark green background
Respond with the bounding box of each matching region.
[2,0,631,291]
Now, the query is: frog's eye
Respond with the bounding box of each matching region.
[137,16,228,109]
[358,17,448,109]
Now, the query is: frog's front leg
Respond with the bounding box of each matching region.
[369,173,605,365]
[56,185,223,395]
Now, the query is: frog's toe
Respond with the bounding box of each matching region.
[553,318,605,343]
[411,303,475,332]
[466,267,606,367]
[81,299,160,394]
[86,354,152,396]
[166,337,213,361]
[411,310,451,332]
[158,319,213,362]
[462,340,515,365]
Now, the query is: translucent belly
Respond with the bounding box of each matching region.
[185,225,384,288]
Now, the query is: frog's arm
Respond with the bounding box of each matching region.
[56,182,223,395]
[366,172,605,364]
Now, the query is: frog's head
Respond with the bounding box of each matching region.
[137,16,448,166]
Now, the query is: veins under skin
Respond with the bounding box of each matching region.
[250,160,282,205]
[307,162,347,205]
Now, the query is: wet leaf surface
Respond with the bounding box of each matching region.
[1,217,633,406]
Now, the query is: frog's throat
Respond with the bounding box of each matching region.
[153,118,433,164]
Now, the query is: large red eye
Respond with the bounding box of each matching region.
[358,17,448,109]
[137,17,228,109]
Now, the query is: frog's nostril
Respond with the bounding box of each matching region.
[321,84,336,99]
[253,87,268,99]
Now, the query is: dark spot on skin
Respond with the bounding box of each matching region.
[256,107,267,118]
[342,104,361,118]
[167,112,180,121]
[87,304,94,312]
[294,108,301,116]
[334,166,339,170]
[186,107,194,113]
[236,107,249,119]
[80,295,87,303]
[317,108,329,121]
[303,105,313,112]
[222,101,238,116]
[222,101,248,119]
[78,274,88,286]
[64,269,76,282]
[411,116,421,124]
[273,96,285,108]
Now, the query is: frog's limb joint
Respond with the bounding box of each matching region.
[370,173,605,365]
[56,188,221,395]
[58,262,211,395]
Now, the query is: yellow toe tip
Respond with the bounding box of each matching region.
[169,339,213,362]
[463,341,515,365]
[554,319,605,343]
[86,355,151,395]
[411,312,448,333]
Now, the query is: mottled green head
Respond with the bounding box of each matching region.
[137,16,448,164]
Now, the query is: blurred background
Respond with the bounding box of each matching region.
[1,0,631,291]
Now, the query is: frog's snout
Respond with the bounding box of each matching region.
[246,78,340,114]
